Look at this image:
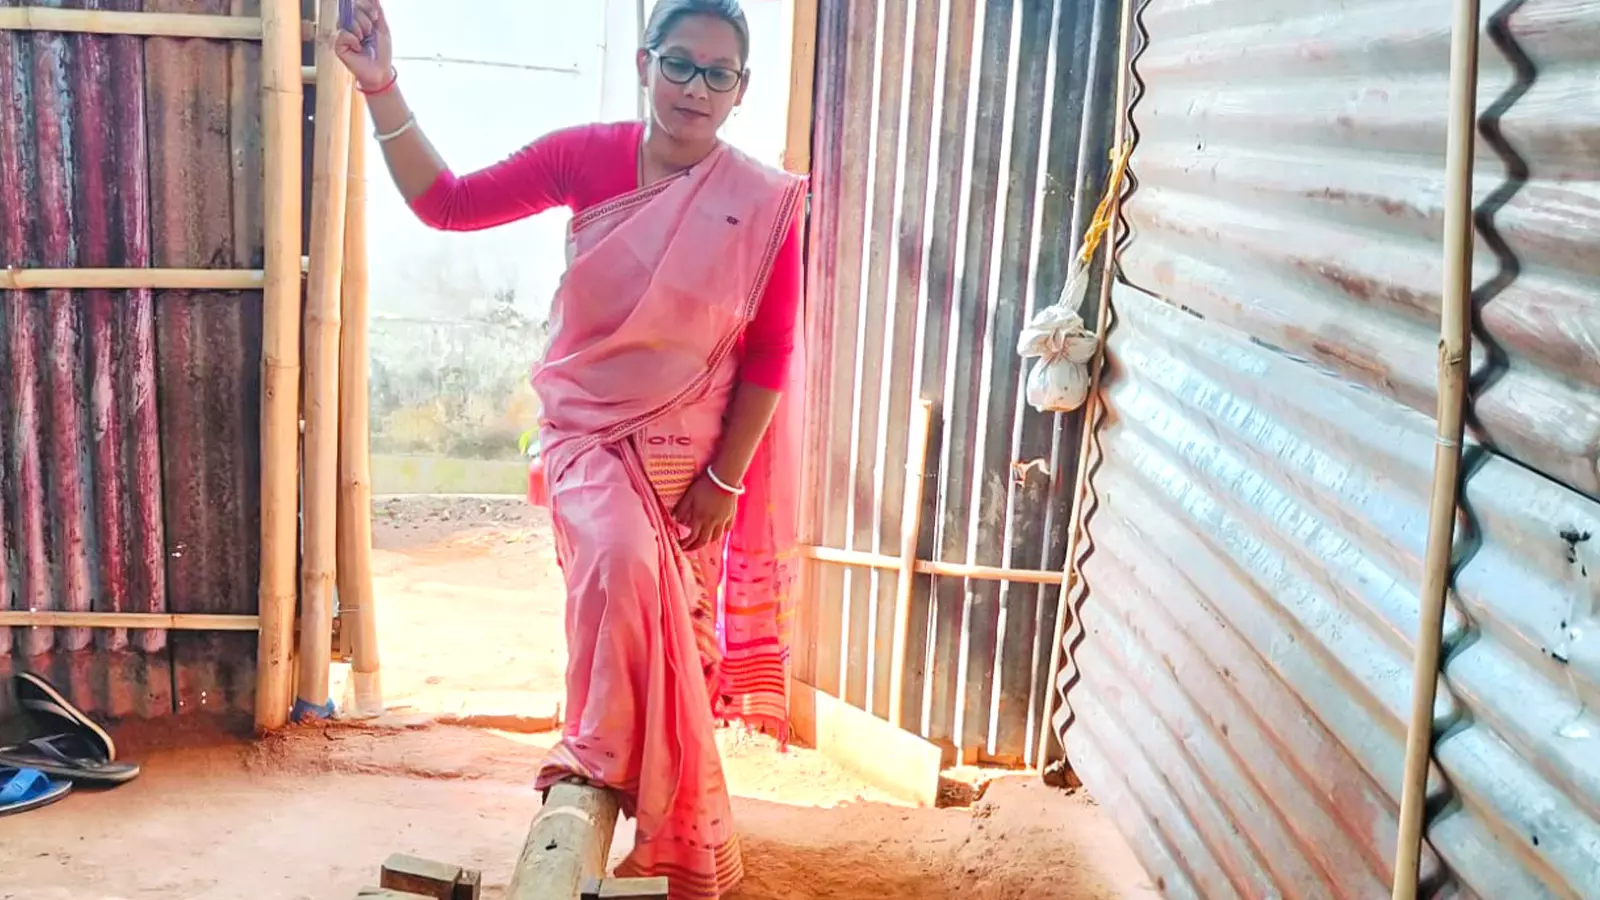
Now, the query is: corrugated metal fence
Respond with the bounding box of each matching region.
[1059,0,1600,895]
[0,0,265,718]
[798,0,1118,765]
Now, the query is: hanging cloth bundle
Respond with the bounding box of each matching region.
[1017,141,1133,413]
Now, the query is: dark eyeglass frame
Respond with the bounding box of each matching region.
[650,51,745,94]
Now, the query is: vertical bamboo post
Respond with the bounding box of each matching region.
[337,96,381,717]
[887,399,933,730]
[255,0,307,732]
[1391,0,1478,893]
[782,0,819,175]
[1034,0,1137,773]
[295,0,354,720]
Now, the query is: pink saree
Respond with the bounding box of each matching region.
[530,142,806,899]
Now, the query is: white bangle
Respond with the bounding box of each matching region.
[375,115,417,144]
[705,465,746,496]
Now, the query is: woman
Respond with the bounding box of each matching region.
[334,2,803,896]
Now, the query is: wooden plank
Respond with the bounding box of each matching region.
[453,868,482,900]
[0,8,264,40]
[580,877,670,900]
[380,854,462,900]
[506,780,621,900]
[789,678,941,807]
[800,545,1064,585]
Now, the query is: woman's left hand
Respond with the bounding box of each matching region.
[674,474,739,551]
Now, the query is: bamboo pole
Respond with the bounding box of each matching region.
[0,7,264,39]
[1,268,265,290]
[337,97,382,718]
[887,399,934,729]
[1391,0,1479,894]
[0,612,260,630]
[1034,0,1138,773]
[782,0,819,174]
[801,545,1064,586]
[294,0,355,722]
[254,0,306,733]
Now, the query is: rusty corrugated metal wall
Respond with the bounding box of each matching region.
[799,0,1118,765]
[1058,0,1600,895]
[0,0,265,718]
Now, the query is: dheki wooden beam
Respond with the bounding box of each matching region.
[506,780,621,900]
[0,267,265,291]
[0,612,260,631]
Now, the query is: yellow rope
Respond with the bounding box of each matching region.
[1075,140,1134,267]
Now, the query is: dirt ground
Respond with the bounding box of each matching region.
[0,496,1158,900]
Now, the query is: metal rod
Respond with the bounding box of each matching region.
[888,399,935,728]
[1391,0,1479,893]
[0,612,259,631]
[801,545,1065,586]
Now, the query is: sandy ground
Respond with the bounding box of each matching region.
[0,497,1158,900]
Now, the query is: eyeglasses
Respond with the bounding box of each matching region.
[652,52,744,93]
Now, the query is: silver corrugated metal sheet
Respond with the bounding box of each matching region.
[799,0,1117,765]
[1057,0,1600,895]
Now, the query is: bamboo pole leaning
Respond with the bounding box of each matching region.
[1034,0,1139,773]
[0,268,265,290]
[294,0,355,722]
[782,0,820,175]
[254,0,307,733]
[887,399,934,730]
[0,7,265,40]
[1391,0,1479,894]
[337,97,383,718]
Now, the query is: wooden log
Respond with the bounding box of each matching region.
[337,95,382,717]
[0,267,265,290]
[506,780,621,900]
[0,612,258,630]
[887,399,933,729]
[254,0,306,732]
[294,0,355,720]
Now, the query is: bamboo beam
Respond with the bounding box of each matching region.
[255,0,306,733]
[294,0,355,722]
[1392,0,1479,894]
[0,612,259,631]
[887,400,934,729]
[0,8,316,40]
[800,545,1064,586]
[0,7,262,39]
[337,96,382,718]
[782,0,819,174]
[1,267,265,290]
[507,780,622,900]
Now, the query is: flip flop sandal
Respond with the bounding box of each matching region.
[12,672,116,761]
[0,766,72,817]
[0,734,140,786]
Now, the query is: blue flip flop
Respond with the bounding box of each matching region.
[0,766,72,817]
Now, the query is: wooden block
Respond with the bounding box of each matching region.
[789,677,943,807]
[380,853,464,900]
[453,868,482,900]
[580,876,671,899]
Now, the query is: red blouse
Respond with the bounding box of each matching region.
[409,121,801,390]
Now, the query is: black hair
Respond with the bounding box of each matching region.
[643,0,751,66]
